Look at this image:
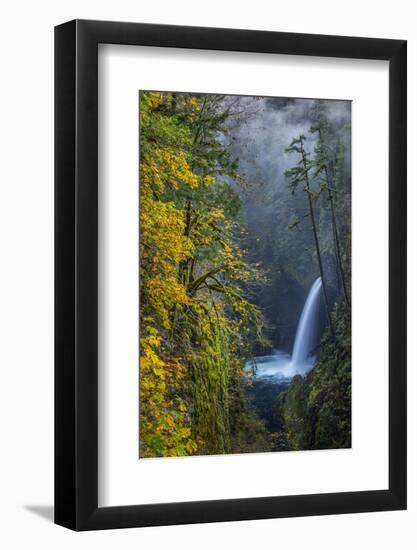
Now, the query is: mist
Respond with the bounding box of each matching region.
[221,96,351,351]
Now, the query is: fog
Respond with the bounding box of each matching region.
[220,95,351,350]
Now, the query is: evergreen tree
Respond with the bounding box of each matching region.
[310,102,350,306]
[285,135,334,336]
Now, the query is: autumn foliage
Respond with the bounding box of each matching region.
[139,92,268,457]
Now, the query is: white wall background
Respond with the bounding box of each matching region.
[0,1,414,548]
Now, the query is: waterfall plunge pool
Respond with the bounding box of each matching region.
[245,349,317,432]
[246,349,316,382]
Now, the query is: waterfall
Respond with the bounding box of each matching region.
[291,277,323,373]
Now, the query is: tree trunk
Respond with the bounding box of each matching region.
[318,129,350,307]
[300,140,335,336]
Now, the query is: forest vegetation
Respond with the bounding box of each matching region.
[139,91,351,458]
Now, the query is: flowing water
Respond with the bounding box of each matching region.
[291,277,323,373]
[246,277,323,425]
[247,277,323,381]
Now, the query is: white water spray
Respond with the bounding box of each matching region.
[247,277,323,380]
[291,277,322,373]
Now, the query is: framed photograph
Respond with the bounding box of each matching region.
[55,19,406,530]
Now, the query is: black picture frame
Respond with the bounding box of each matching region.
[55,19,407,531]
